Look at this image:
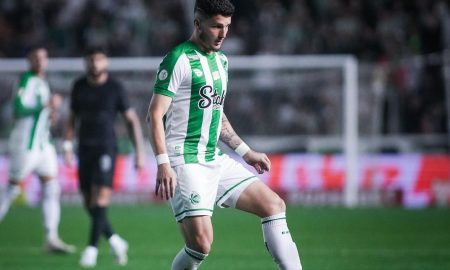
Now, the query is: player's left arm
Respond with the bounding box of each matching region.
[219,113,271,174]
[123,108,146,170]
[63,111,76,167]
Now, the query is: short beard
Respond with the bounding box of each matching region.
[88,69,106,78]
[199,31,219,52]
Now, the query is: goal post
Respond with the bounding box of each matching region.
[0,55,359,207]
[225,55,359,207]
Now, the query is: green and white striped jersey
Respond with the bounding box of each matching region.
[9,71,51,152]
[154,41,228,166]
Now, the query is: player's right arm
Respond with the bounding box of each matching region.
[147,93,176,200]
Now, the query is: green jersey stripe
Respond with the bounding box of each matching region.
[205,55,223,161]
[195,53,215,163]
[183,51,205,163]
[27,112,42,150]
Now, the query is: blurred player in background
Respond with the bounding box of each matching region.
[63,47,145,268]
[0,46,75,254]
[147,0,302,269]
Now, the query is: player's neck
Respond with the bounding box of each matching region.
[190,34,213,55]
[31,69,45,78]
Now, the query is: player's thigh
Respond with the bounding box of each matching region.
[236,180,286,218]
[78,148,95,194]
[8,150,38,182]
[35,144,58,179]
[78,146,116,192]
[215,154,258,208]
[171,163,220,222]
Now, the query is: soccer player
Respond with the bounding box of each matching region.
[63,47,146,268]
[0,46,75,254]
[147,1,303,269]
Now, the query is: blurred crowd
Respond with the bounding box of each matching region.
[0,0,448,59]
[0,0,449,144]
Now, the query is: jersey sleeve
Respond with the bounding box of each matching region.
[153,51,190,98]
[14,72,43,117]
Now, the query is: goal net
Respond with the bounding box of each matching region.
[0,55,359,206]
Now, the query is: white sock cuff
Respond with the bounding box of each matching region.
[261,212,287,225]
[184,246,208,261]
[43,180,60,195]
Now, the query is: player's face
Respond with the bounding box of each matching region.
[197,15,231,52]
[86,53,108,77]
[28,48,48,74]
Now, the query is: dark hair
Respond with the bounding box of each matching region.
[84,46,108,57]
[195,0,235,17]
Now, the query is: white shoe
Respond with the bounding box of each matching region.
[80,246,98,268]
[45,237,76,254]
[109,234,128,265]
[0,185,21,222]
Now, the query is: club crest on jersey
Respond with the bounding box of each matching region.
[198,85,226,110]
[190,192,201,205]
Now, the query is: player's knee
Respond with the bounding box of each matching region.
[96,196,110,207]
[95,191,111,206]
[264,195,286,216]
[42,180,61,199]
[191,234,213,254]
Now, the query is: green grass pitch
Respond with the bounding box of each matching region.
[1,204,450,270]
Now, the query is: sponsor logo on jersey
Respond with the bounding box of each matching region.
[193,68,203,77]
[198,85,226,110]
[158,69,168,81]
[190,192,201,205]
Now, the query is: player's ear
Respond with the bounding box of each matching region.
[194,19,201,30]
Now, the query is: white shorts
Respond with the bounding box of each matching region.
[8,143,58,181]
[170,154,258,222]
